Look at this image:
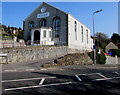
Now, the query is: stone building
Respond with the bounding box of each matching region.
[23,2,93,51]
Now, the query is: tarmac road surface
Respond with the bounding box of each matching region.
[1,64,120,95]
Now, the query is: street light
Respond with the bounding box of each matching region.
[93,9,103,64]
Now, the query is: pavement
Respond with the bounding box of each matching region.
[1,56,120,73]
[1,57,58,72]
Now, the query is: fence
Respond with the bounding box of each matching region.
[0,40,67,48]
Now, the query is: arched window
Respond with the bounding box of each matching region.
[29,21,34,28]
[39,19,46,27]
[53,17,60,38]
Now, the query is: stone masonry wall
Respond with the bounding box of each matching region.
[0,39,14,48]
[0,46,68,64]
[106,56,120,64]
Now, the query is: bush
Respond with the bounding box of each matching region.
[116,49,120,57]
[88,51,106,64]
[109,49,120,57]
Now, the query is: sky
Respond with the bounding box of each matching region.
[2,2,118,37]
[118,1,120,35]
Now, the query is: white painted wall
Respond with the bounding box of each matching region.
[68,14,93,52]
[31,27,54,45]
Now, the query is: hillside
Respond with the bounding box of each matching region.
[0,25,24,39]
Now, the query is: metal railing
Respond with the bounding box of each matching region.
[0,40,67,48]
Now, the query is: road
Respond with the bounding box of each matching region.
[1,65,120,95]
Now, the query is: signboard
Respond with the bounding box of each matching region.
[37,12,50,18]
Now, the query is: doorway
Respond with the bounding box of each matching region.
[34,30,40,43]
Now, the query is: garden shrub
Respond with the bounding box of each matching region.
[88,51,106,64]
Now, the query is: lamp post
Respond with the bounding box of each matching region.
[93,9,102,64]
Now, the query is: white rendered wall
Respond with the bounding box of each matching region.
[40,28,51,42]
[31,28,54,45]
[68,14,93,52]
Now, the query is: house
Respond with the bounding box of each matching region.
[105,42,118,53]
[23,2,93,51]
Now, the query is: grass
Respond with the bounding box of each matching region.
[0,35,13,39]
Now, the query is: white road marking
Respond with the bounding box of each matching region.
[97,73,107,78]
[113,72,120,75]
[76,73,108,81]
[1,77,56,83]
[75,75,82,81]
[26,69,35,71]
[4,82,73,91]
[40,69,47,70]
[76,72,120,82]
[92,76,120,81]
[39,78,45,85]
[4,70,16,72]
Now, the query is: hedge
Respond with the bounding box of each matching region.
[88,51,106,64]
[109,49,120,57]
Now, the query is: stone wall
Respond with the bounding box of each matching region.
[0,46,68,64]
[0,39,14,48]
[0,38,26,48]
[106,56,120,64]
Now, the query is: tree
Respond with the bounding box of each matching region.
[0,24,24,40]
[18,27,22,30]
[95,32,110,49]
[111,33,120,44]
[17,30,24,39]
[95,32,108,40]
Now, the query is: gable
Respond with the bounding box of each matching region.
[105,42,118,53]
[106,42,118,49]
[24,2,67,21]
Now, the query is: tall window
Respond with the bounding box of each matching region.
[43,30,46,38]
[53,17,60,38]
[81,26,83,42]
[75,21,77,40]
[86,29,89,43]
[39,19,46,27]
[29,21,34,28]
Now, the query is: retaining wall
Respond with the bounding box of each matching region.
[0,39,14,48]
[106,56,120,64]
[0,46,68,64]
